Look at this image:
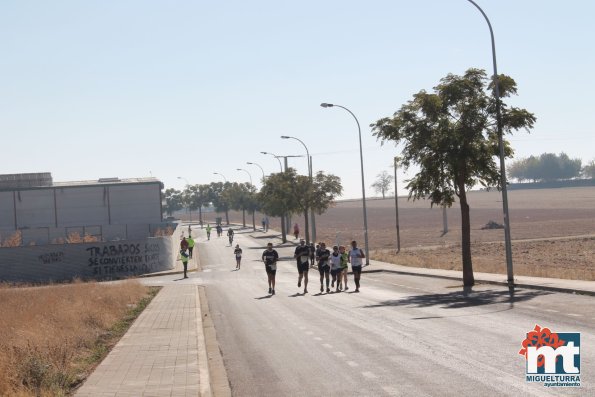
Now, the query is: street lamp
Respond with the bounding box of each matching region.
[321,102,370,266]
[280,135,316,244]
[393,157,401,254]
[260,151,283,172]
[247,162,266,182]
[236,168,253,185]
[213,172,227,183]
[466,0,514,288]
[177,176,192,223]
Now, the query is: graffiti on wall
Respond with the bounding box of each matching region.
[38,251,64,264]
[86,242,162,276]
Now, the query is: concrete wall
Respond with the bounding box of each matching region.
[0,234,177,283]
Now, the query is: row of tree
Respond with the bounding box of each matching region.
[164,170,342,243]
[507,152,593,182]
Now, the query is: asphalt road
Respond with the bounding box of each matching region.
[144,227,594,397]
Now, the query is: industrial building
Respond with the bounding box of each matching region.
[0,173,164,243]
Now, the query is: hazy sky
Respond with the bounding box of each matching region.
[1,1,593,198]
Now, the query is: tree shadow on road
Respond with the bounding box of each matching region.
[362,287,550,310]
[254,295,272,300]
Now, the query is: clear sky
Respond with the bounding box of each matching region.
[1,1,593,199]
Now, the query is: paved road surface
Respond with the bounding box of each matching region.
[143,227,594,396]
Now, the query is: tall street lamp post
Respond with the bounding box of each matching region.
[213,172,227,183]
[393,157,401,253]
[281,135,316,244]
[321,103,369,266]
[260,151,283,172]
[246,162,266,183]
[236,168,253,186]
[466,0,514,288]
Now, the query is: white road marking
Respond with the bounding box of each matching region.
[568,313,582,317]
[314,337,323,341]
[346,361,359,367]
[545,309,558,313]
[333,351,346,358]
[322,343,333,349]
[362,371,377,379]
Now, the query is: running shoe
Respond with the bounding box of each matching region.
[272,289,275,295]
[327,288,330,293]
[268,287,272,294]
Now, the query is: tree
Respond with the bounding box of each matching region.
[185,184,212,224]
[371,171,394,198]
[225,182,256,228]
[583,160,595,179]
[209,182,231,225]
[164,188,183,217]
[371,68,536,286]
[508,153,582,182]
[259,169,343,243]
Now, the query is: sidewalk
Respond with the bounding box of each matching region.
[364,260,595,296]
[75,285,210,397]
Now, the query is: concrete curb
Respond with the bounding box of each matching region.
[360,267,595,297]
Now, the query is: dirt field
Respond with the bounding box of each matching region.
[203,187,595,281]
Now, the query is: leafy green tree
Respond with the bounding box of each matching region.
[224,182,257,228]
[583,159,595,179]
[164,188,183,217]
[371,170,394,198]
[259,169,342,243]
[184,184,212,224]
[209,182,231,225]
[259,171,297,242]
[372,68,536,286]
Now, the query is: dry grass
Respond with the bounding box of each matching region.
[0,280,158,396]
[373,236,595,281]
[152,226,174,237]
[0,231,22,247]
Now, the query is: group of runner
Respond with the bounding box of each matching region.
[261,239,365,296]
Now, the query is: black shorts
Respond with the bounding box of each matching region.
[330,268,341,277]
[352,266,362,275]
[318,264,330,275]
[297,261,309,274]
[266,265,276,275]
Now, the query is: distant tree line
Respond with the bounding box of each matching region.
[507,152,593,182]
[163,170,342,243]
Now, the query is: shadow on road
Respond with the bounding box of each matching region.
[362,287,550,310]
[254,295,272,300]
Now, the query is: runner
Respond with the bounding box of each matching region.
[309,242,316,268]
[227,228,234,245]
[339,245,349,291]
[206,224,212,240]
[187,235,195,259]
[180,236,189,252]
[293,223,300,240]
[180,249,189,279]
[234,244,242,270]
[316,242,331,293]
[348,240,365,292]
[216,224,223,237]
[262,242,278,295]
[293,239,310,294]
[329,245,342,292]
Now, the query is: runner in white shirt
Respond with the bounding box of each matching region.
[348,240,365,292]
[329,245,342,293]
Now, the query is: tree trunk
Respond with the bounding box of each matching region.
[303,208,310,243]
[242,207,246,227]
[281,215,287,243]
[225,209,229,225]
[458,180,475,287]
[198,207,203,225]
[252,211,256,231]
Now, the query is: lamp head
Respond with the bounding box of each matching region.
[236,168,242,171]
[280,135,290,139]
[261,151,268,155]
[247,162,253,165]
[320,103,334,108]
